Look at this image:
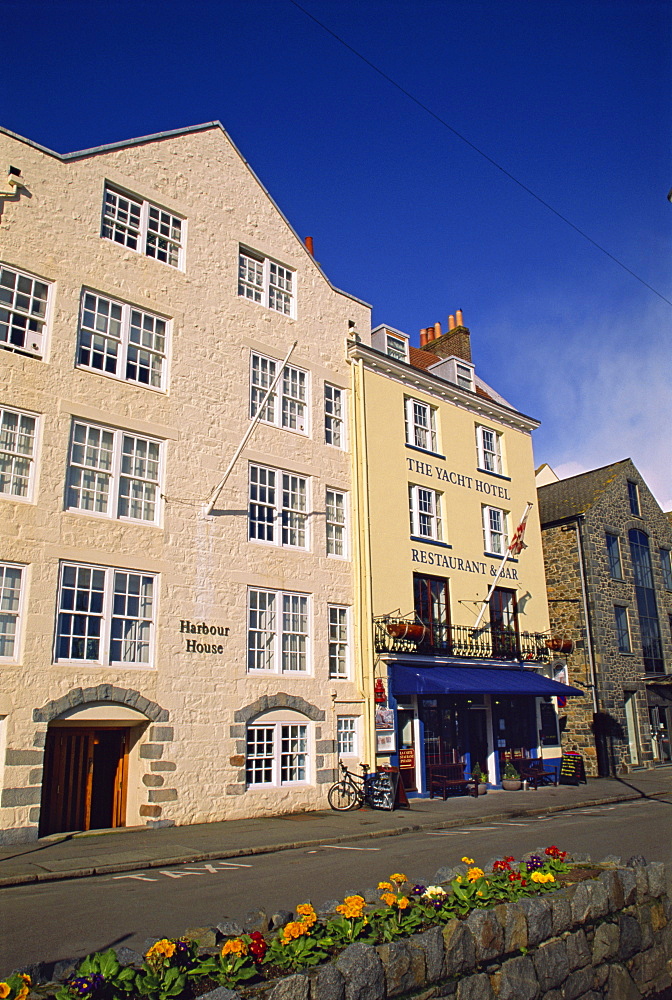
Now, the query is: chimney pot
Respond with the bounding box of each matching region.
[448,314,456,331]
[434,321,441,339]
[304,236,314,256]
[456,308,463,327]
[419,328,428,347]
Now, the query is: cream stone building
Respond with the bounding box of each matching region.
[0,122,372,843]
[348,316,580,795]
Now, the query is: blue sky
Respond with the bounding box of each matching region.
[3,0,671,506]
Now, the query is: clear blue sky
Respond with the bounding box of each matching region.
[3,0,671,506]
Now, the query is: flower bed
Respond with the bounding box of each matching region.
[3,847,672,1000]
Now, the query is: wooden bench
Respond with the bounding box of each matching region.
[427,763,477,799]
[516,757,558,789]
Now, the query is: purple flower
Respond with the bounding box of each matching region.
[526,855,543,871]
[68,975,106,998]
[410,884,426,896]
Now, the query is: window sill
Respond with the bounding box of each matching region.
[484,551,519,562]
[476,468,511,482]
[410,536,452,549]
[405,444,446,460]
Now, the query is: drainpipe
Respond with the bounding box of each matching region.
[351,354,376,765]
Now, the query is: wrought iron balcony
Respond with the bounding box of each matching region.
[373,615,550,662]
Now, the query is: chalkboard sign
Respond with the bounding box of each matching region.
[539,701,559,746]
[559,750,587,785]
[364,770,396,810]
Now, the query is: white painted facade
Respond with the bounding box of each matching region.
[0,123,371,842]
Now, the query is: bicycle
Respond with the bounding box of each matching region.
[327,760,371,811]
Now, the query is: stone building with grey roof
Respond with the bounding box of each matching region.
[538,459,672,775]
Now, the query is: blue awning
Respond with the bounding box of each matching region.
[391,664,584,697]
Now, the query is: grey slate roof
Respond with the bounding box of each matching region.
[538,459,633,525]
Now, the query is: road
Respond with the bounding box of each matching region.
[3,796,671,973]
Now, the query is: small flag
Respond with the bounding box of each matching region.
[509,507,531,556]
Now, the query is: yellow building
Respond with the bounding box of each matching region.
[349,315,579,796]
[0,123,372,843]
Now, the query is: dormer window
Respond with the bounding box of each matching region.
[386,334,407,361]
[370,325,409,361]
[428,356,475,392]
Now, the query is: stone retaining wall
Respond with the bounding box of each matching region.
[237,860,672,1000]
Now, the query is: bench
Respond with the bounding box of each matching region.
[427,763,477,799]
[516,757,558,789]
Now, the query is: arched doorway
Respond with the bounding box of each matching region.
[39,703,148,837]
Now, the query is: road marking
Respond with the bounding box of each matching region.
[321,845,380,851]
[113,862,252,882]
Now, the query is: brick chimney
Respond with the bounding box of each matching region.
[421,309,472,363]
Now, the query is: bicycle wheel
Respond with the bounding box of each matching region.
[328,779,360,811]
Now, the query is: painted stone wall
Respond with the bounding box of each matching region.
[0,123,372,842]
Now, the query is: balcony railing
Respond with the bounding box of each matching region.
[373,615,549,662]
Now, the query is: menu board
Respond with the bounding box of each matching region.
[364,770,396,810]
[559,750,587,785]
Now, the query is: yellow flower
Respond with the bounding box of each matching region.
[461,857,474,865]
[467,867,485,882]
[397,896,410,910]
[380,892,397,907]
[296,903,315,917]
[456,876,463,883]
[531,871,556,884]
[336,895,365,920]
[377,881,393,891]
[221,938,248,958]
[0,984,10,1000]
[15,990,28,1000]
[390,873,407,884]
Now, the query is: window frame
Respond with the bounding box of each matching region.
[324,383,345,448]
[101,186,186,269]
[76,289,169,391]
[337,716,358,758]
[660,549,672,591]
[386,334,407,361]
[404,397,438,453]
[0,262,51,359]
[247,587,310,675]
[328,604,350,679]
[0,562,26,662]
[614,605,632,654]
[0,406,39,501]
[249,352,308,434]
[238,248,295,317]
[482,505,509,556]
[55,562,157,667]
[476,425,503,476]
[248,463,309,549]
[246,720,310,787]
[627,480,641,517]
[409,484,443,541]
[326,488,348,558]
[66,420,163,525]
[606,532,624,580]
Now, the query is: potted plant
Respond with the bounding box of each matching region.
[501,762,523,791]
[471,762,488,795]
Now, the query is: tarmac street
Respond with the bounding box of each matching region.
[1,769,672,972]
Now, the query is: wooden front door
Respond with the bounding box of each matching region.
[40,728,129,837]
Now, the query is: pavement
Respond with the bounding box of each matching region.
[1,767,671,889]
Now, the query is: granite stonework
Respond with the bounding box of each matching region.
[539,460,672,777]
[17,860,672,1000]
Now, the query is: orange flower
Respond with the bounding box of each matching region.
[397,896,410,910]
[467,867,485,882]
[377,881,393,891]
[379,892,396,907]
[145,939,176,962]
[296,903,317,926]
[0,984,10,1000]
[281,921,310,943]
[390,873,407,884]
[221,938,248,958]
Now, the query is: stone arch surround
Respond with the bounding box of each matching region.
[18,686,176,831]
